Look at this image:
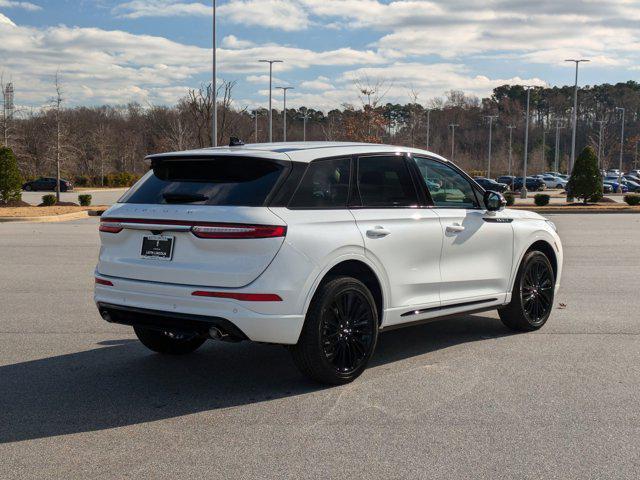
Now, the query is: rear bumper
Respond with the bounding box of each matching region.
[94,276,305,344]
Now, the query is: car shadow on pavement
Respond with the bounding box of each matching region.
[0,314,513,443]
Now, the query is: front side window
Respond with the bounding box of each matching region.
[413,157,479,208]
[357,156,418,207]
[289,157,350,208]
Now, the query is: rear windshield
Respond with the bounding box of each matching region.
[120,157,287,206]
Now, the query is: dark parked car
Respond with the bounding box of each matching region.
[473,177,509,192]
[513,177,545,192]
[22,177,73,192]
[497,175,516,186]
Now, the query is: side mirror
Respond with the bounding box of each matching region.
[484,190,506,211]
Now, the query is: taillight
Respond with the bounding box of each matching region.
[95,277,114,286]
[192,291,282,301]
[191,224,286,239]
[99,223,123,233]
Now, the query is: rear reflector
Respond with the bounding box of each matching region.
[192,291,282,302]
[99,224,123,233]
[191,224,286,239]
[95,277,114,286]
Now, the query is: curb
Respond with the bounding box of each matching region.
[0,211,90,223]
[511,206,640,214]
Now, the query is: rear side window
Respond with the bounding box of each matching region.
[357,156,418,207]
[120,157,286,206]
[289,158,350,208]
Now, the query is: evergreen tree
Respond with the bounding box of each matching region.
[0,147,23,204]
[568,146,602,204]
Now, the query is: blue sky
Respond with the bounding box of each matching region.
[1,0,639,111]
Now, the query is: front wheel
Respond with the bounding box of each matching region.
[499,251,555,331]
[133,326,206,355]
[291,276,379,385]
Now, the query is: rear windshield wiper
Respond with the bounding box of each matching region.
[162,193,209,204]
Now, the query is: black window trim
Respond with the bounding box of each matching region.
[409,153,486,210]
[349,152,422,210]
[285,155,353,211]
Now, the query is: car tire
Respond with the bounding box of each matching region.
[499,250,555,332]
[133,326,206,355]
[24,185,32,191]
[291,276,379,385]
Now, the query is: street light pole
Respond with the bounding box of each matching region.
[596,120,606,169]
[616,107,625,190]
[521,86,534,199]
[301,111,310,141]
[254,109,259,143]
[258,59,283,142]
[276,86,293,142]
[449,124,459,162]
[565,58,590,174]
[484,115,498,178]
[425,109,431,150]
[212,0,217,147]
[507,125,515,178]
[554,119,565,173]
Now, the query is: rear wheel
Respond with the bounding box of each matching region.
[291,276,378,385]
[133,326,205,355]
[24,184,32,191]
[499,250,555,331]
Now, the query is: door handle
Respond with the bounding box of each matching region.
[446,224,465,233]
[366,226,391,238]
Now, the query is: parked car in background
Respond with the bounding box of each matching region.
[604,175,640,192]
[473,177,509,192]
[607,169,622,177]
[22,177,73,192]
[533,175,567,189]
[497,175,516,188]
[623,174,640,184]
[94,142,563,385]
[627,169,640,178]
[602,183,613,194]
[603,180,629,193]
[513,177,546,192]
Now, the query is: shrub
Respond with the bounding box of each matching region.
[534,194,550,206]
[504,192,515,206]
[78,194,92,206]
[589,191,604,203]
[624,194,640,206]
[567,147,602,204]
[42,194,57,206]
[0,147,23,204]
[103,172,140,188]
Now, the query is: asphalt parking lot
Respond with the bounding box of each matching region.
[1,214,639,479]
[21,188,127,206]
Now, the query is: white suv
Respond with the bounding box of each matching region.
[95,142,563,384]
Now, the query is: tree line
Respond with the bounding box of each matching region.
[1,80,639,185]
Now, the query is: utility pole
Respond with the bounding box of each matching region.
[2,78,14,147]
[484,115,498,178]
[212,0,217,147]
[276,86,293,142]
[541,127,547,172]
[253,110,259,143]
[425,109,431,150]
[616,107,625,191]
[521,86,534,199]
[258,59,283,142]
[554,119,565,173]
[596,120,606,169]
[300,111,310,141]
[565,59,590,174]
[54,73,63,203]
[449,124,459,162]
[507,125,515,178]
[635,140,639,170]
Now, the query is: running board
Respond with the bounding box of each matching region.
[400,298,499,317]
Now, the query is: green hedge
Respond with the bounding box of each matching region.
[624,194,640,206]
[534,194,550,206]
[78,194,92,206]
[41,194,57,206]
[504,192,515,206]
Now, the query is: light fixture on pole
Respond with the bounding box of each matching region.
[507,125,515,178]
[258,59,283,142]
[449,124,459,162]
[300,111,310,142]
[521,86,534,199]
[596,120,606,169]
[565,58,590,174]
[615,107,625,191]
[483,115,498,178]
[212,0,217,147]
[276,86,294,142]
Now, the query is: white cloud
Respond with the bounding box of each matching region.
[221,34,254,49]
[300,76,334,90]
[112,0,210,19]
[0,0,41,11]
[217,0,309,31]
